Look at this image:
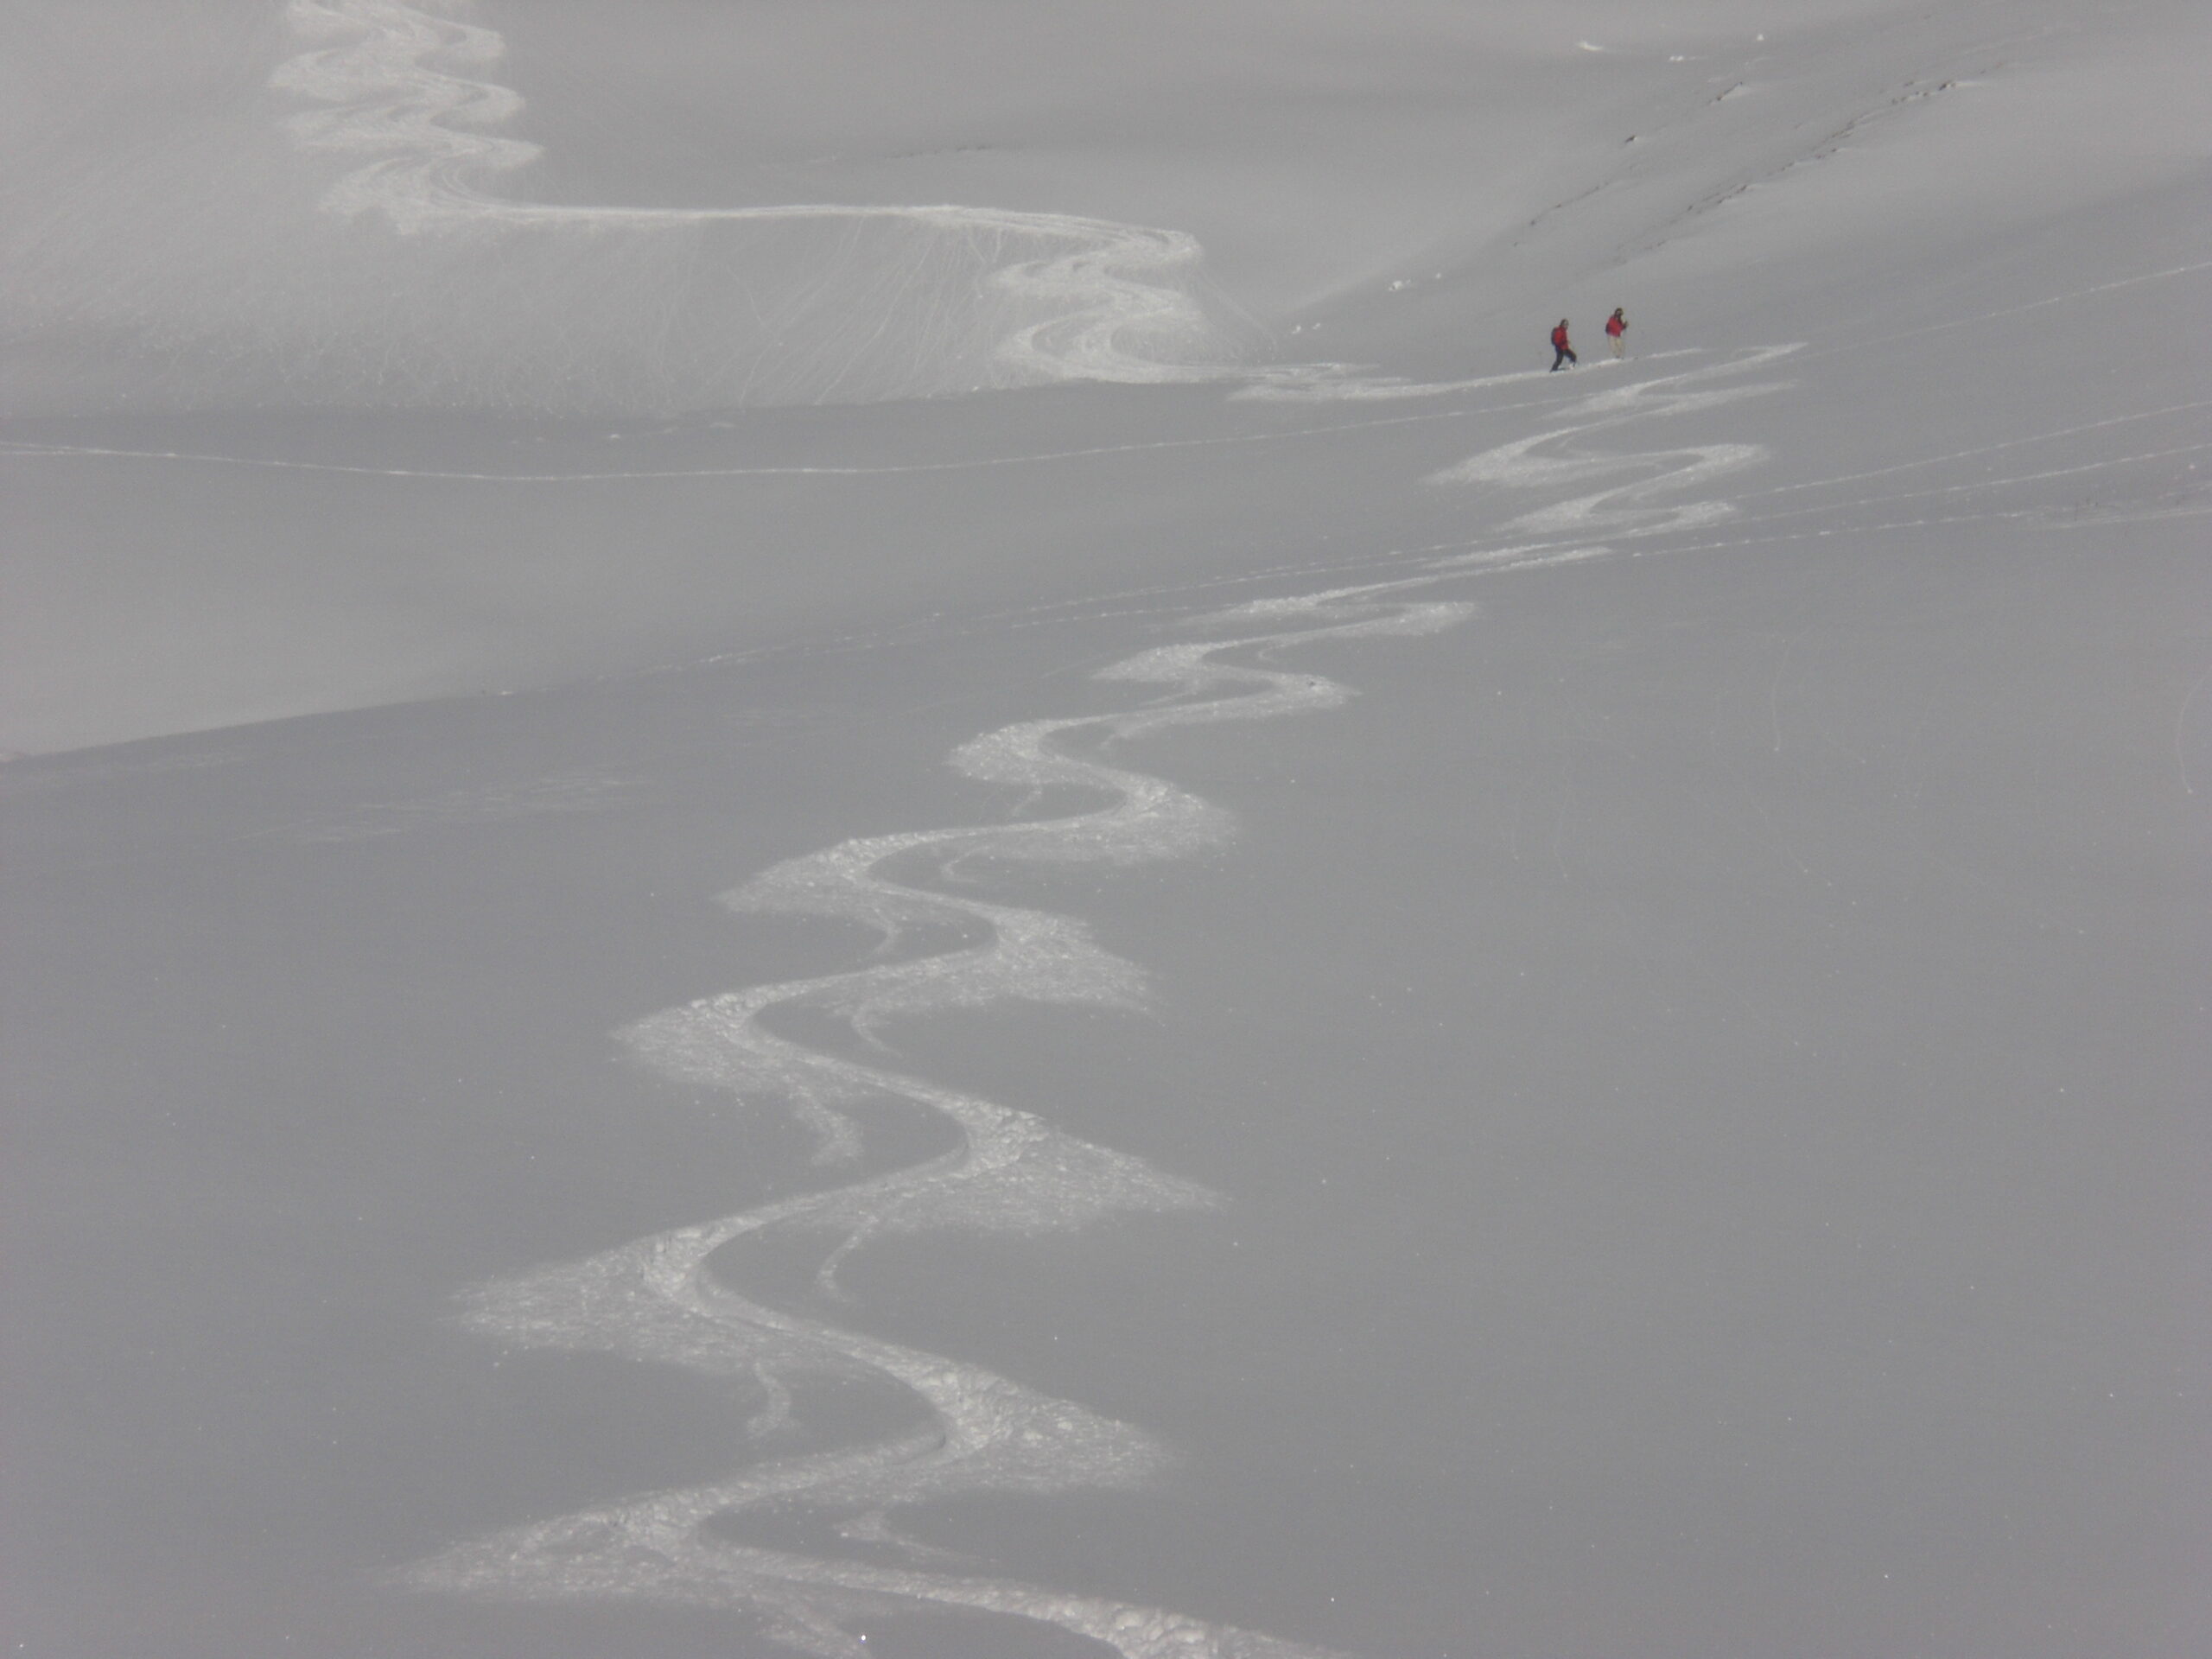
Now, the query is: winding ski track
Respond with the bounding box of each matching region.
[16,10,2202,1641]
[270,0,1234,392]
[399,590,1476,1659]
[395,348,1798,1655]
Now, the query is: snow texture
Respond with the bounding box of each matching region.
[2,2,2208,1656]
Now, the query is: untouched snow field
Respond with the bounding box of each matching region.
[3,3,2208,1656]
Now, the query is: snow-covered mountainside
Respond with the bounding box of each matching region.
[2,3,2206,1656]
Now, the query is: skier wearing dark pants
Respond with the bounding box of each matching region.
[1549,319,1576,370]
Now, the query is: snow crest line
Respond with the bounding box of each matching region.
[1230,347,1703,404]
[398,592,1471,1656]
[268,0,1233,395]
[0,387,1586,483]
[0,353,1726,484]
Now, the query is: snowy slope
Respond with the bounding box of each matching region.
[3,3,2208,1657]
[4,0,2206,755]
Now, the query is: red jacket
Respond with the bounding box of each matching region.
[1551,325,1570,349]
[1605,314,1625,337]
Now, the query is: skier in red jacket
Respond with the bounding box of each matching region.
[1549,319,1576,371]
[1605,307,1628,357]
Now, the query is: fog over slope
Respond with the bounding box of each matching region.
[3,4,2207,1658]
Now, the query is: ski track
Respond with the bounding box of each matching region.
[402,590,1471,1659]
[252,3,1765,416]
[1421,346,1799,540]
[392,345,1808,1656]
[269,0,1230,393]
[71,6,2195,1647]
